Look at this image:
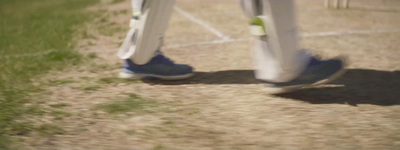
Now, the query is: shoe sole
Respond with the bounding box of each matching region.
[119,72,194,80]
[266,68,347,94]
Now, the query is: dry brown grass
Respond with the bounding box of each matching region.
[15,0,400,149]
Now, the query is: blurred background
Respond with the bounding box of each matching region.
[0,0,399,149]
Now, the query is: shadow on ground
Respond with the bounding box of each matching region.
[143,70,260,85]
[144,69,400,106]
[276,69,400,106]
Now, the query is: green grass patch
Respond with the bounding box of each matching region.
[49,103,70,109]
[98,77,123,84]
[98,23,125,37]
[6,122,35,136]
[47,79,76,86]
[87,53,98,59]
[24,105,46,116]
[50,110,72,120]
[79,85,102,92]
[36,124,65,136]
[112,0,125,4]
[125,129,136,135]
[0,0,99,148]
[6,122,65,137]
[94,94,156,114]
[152,144,169,150]
[97,77,142,84]
[89,63,115,73]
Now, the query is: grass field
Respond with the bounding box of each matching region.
[1,0,400,149]
[0,0,98,148]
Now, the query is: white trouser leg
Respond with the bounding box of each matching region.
[118,0,176,65]
[239,0,310,82]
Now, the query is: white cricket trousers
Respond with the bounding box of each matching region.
[118,0,311,82]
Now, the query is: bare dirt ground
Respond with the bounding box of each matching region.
[16,0,400,149]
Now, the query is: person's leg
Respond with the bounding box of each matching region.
[118,0,193,80]
[239,0,345,93]
[119,0,174,63]
[240,0,310,82]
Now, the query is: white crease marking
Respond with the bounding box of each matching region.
[174,6,231,41]
[165,28,400,49]
[302,29,400,37]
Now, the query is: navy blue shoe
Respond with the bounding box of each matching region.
[119,54,194,80]
[264,56,346,93]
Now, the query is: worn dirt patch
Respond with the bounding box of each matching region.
[16,0,400,149]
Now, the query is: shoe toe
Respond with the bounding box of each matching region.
[322,59,344,75]
[172,64,193,75]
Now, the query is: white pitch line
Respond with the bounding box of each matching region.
[164,28,400,49]
[350,6,400,12]
[174,6,231,41]
[302,28,400,37]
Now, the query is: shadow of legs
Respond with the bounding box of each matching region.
[276,69,400,106]
[142,69,400,106]
[142,70,260,85]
